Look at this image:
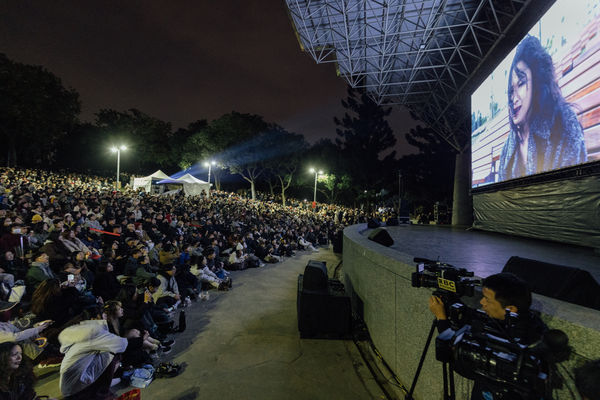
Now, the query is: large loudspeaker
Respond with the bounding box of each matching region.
[368,227,394,247]
[502,256,600,311]
[297,275,351,338]
[302,260,328,292]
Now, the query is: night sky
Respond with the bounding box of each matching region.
[1,1,418,154]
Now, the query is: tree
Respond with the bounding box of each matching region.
[0,54,80,166]
[263,128,308,206]
[55,122,111,173]
[334,87,397,195]
[400,124,456,209]
[94,108,174,173]
[200,112,269,199]
[319,173,353,205]
[173,119,208,170]
[299,138,352,205]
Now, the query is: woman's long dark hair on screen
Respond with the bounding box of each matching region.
[507,35,574,138]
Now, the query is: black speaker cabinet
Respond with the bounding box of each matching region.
[368,227,394,247]
[503,256,600,311]
[297,275,351,338]
[303,260,328,292]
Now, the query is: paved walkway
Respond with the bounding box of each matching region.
[36,248,385,400]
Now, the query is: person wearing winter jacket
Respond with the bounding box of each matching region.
[153,264,180,307]
[58,313,127,399]
[25,252,56,291]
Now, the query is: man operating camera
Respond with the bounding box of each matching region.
[428,272,546,400]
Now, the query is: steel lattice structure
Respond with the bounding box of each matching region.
[285,0,539,151]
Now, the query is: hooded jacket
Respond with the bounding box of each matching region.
[58,319,127,397]
[25,261,56,288]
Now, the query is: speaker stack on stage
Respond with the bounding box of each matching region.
[367,227,394,247]
[297,260,351,338]
[502,256,600,311]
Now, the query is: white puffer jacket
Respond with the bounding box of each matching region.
[58,319,127,397]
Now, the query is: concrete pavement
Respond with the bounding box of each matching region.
[35,248,386,400]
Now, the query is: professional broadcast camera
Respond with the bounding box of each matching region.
[411,257,481,323]
[435,306,569,399]
[407,258,569,400]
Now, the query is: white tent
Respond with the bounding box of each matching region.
[158,173,211,196]
[132,170,171,193]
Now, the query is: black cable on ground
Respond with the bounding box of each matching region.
[333,260,343,279]
[351,316,410,400]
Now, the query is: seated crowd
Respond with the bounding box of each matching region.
[0,167,364,399]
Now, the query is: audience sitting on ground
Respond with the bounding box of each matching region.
[0,309,53,362]
[30,279,82,331]
[58,308,128,399]
[0,341,58,400]
[102,300,168,371]
[0,166,371,395]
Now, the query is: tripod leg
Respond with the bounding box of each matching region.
[441,362,456,400]
[442,362,449,400]
[448,363,455,400]
[405,319,437,400]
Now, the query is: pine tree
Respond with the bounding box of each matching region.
[334,87,397,193]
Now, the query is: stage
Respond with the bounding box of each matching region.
[364,224,600,283]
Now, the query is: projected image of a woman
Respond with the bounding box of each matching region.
[498,35,587,181]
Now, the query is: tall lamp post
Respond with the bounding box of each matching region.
[309,168,323,210]
[204,160,216,184]
[110,145,127,190]
[204,160,216,196]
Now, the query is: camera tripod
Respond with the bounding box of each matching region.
[405,319,455,400]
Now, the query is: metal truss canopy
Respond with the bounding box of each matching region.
[285,0,534,151]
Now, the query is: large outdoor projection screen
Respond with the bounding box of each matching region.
[471,0,600,187]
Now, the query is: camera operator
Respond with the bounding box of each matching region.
[575,359,600,400]
[428,272,547,400]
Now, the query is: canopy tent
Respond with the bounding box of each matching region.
[132,170,171,193]
[157,173,211,196]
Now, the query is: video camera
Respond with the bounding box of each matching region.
[409,257,568,399]
[435,308,567,399]
[411,257,480,319]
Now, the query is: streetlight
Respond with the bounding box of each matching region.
[203,160,216,184]
[110,145,127,190]
[309,168,323,209]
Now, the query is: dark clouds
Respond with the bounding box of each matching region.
[0,0,417,153]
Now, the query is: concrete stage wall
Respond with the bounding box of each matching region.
[343,224,600,400]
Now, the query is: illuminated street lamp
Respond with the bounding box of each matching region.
[309,168,324,209]
[110,145,127,190]
[203,160,216,184]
